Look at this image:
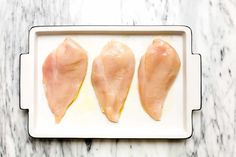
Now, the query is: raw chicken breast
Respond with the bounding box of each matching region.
[42,38,88,123]
[138,39,180,120]
[91,41,135,122]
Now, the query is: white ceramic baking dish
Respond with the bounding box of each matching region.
[20,26,201,139]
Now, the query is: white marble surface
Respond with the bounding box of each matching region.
[0,0,236,156]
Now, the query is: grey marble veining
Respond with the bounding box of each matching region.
[0,0,236,156]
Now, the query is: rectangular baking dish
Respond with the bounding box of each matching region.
[20,26,201,139]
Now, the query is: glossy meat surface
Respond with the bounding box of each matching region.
[42,38,88,123]
[91,41,135,122]
[138,39,180,120]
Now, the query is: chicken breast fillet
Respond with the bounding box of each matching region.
[138,39,180,120]
[42,38,88,123]
[91,41,135,122]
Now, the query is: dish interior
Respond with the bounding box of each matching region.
[31,29,188,138]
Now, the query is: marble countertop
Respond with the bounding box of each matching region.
[0,0,236,156]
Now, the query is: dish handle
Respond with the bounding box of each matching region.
[20,53,33,110]
[188,53,202,111]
